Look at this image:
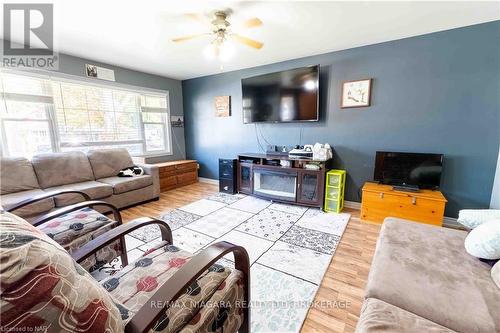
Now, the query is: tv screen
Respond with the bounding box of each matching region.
[374,151,444,189]
[242,65,319,123]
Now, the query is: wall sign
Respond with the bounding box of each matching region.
[85,64,116,81]
[214,96,231,117]
[341,78,372,108]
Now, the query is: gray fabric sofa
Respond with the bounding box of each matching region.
[356,218,500,333]
[1,149,160,220]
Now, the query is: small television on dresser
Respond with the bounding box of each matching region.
[241,65,319,123]
[374,151,444,189]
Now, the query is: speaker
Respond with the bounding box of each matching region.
[219,158,237,194]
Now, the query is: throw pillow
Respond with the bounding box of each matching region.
[457,209,500,229]
[492,261,500,289]
[464,219,500,260]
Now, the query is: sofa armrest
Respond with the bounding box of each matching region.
[136,163,158,175]
[136,163,160,197]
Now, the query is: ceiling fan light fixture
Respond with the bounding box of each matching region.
[203,43,217,60]
[203,40,235,62]
[173,9,263,64]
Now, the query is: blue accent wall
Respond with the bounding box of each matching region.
[182,21,500,217]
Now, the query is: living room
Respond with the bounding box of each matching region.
[1,1,499,333]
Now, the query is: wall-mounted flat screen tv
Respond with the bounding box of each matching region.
[242,65,319,123]
[374,151,444,189]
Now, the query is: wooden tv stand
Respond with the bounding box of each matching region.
[360,182,447,226]
[237,153,331,208]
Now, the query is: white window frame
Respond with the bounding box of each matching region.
[0,68,173,158]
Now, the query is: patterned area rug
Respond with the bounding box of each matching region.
[95,193,350,333]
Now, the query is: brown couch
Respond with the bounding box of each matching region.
[356,218,500,333]
[0,149,160,220]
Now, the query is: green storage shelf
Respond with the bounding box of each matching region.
[327,174,342,187]
[324,169,346,213]
[326,189,340,201]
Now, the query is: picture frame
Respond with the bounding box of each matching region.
[341,78,372,108]
[214,96,231,117]
[85,64,98,78]
[170,115,184,127]
[85,64,116,81]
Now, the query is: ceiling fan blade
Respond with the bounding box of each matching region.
[185,13,211,26]
[171,33,209,43]
[232,34,263,49]
[242,17,263,28]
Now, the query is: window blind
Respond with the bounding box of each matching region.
[0,71,171,158]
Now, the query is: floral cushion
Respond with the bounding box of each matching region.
[100,241,245,332]
[180,269,244,333]
[37,207,123,271]
[0,211,126,332]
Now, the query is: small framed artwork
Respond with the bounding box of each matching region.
[85,64,116,81]
[341,78,372,108]
[171,115,184,127]
[85,64,98,78]
[214,96,231,117]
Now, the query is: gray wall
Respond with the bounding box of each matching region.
[182,21,500,217]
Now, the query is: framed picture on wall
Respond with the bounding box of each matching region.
[341,78,372,108]
[85,64,98,78]
[85,64,116,81]
[171,115,184,127]
[214,96,231,117]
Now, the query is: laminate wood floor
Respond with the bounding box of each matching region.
[120,182,381,333]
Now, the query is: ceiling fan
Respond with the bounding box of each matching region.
[172,10,264,58]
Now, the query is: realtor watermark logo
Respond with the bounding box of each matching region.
[2,3,58,69]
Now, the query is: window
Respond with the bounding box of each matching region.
[0,71,171,158]
[0,74,54,157]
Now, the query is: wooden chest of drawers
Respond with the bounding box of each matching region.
[155,160,198,192]
[361,182,447,226]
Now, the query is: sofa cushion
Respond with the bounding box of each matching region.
[87,148,134,179]
[1,157,40,195]
[45,181,113,206]
[0,211,126,332]
[32,151,95,188]
[356,298,455,333]
[1,189,55,217]
[97,175,153,194]
[365,218,500,333]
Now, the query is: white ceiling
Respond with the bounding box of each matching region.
[3,1,500,80]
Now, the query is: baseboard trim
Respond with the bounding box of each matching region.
[195,183,461,228]
[344,200,361,210]
[199,177,219,185]
[443,216,464,229]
